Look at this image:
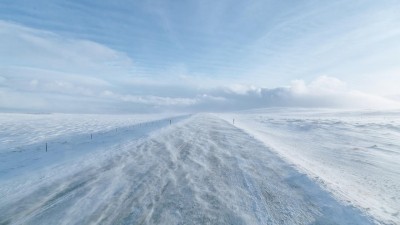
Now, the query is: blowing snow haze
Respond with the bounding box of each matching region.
[1,0,400,112]
[1,2,400,225]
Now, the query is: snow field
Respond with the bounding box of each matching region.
[218,109,400,225]
[0,113,180,154]
[1,113,374,224]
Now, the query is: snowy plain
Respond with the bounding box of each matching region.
[0,110,398,224]
[219,108,400,225]
[0,113,186,180]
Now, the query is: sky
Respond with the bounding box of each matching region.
[1,0,400,113]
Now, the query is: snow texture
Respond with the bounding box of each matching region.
[0,113,378,224]
[219,108,400,225]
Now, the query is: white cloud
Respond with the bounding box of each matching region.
[290,80,308,94]
[225,84,261,95]
[1,21,399,113]
[100,90,197,106]
[0,21,202,113]
[0,21,134,76]
[190,76,400,111]
[308,75,347,93]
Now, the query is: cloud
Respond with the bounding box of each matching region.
[0,21,134,75]
[226,76,399,110]
[285,76,399,109]
[1,20,399,113]
[100,90,197,106]
[0,21,199,113]
[185,75,400,111]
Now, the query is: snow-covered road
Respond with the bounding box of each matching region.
[0,114,373,225]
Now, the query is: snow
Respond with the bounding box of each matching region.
[0,113,177,153]
[0,113,378,224]
[0,113,187,182]
[218,108,400,225]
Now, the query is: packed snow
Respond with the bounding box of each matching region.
[0,111,397,224]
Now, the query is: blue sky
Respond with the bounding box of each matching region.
[1,0,400,112]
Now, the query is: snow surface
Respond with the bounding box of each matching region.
[218,108,400,225]
[0,113,186,181]
[0,113,377,224]
[0,113,178,153]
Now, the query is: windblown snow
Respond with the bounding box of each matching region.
[0,110,398,224]
[219,108,400,225]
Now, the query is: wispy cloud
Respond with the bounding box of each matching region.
[0,21,134,76]
[1,0,400,113]
[1,1,400,93]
